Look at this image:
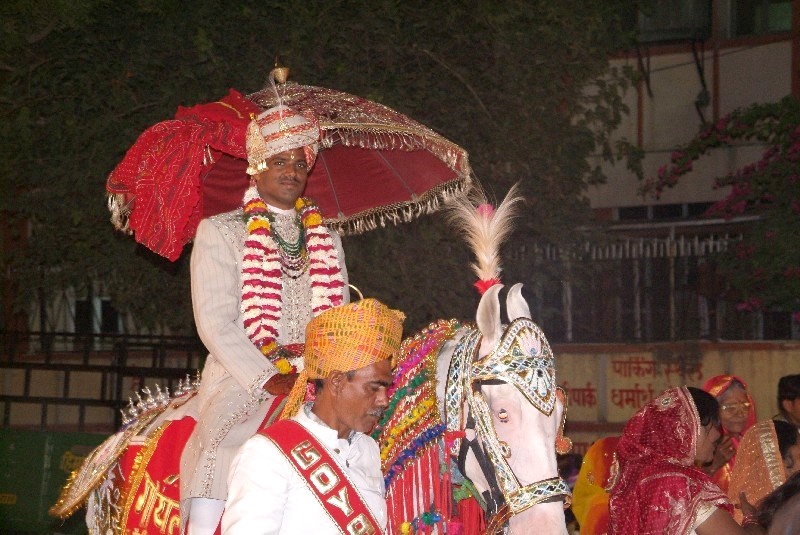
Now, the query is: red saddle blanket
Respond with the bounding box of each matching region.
[115,394,287,534]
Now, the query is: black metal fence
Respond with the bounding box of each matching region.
[0,331,206,432]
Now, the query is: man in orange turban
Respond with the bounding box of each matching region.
[222,298,404,534]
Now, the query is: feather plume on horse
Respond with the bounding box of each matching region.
[443,183,524,296]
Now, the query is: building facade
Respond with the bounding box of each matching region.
[549,0,800,343]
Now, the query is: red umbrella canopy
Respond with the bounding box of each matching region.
[107,83,471,261]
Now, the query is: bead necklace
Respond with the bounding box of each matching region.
[265,211,309,277]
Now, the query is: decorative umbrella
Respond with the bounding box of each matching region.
[107,71,472,261]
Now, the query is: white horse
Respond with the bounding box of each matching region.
[376,187,571,534]
[455,283,570,534]
[375,284,570,535]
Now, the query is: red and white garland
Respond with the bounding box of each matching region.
[240,185,345,365]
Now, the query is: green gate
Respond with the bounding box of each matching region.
[0,430,104,534]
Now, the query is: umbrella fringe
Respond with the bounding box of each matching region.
[323,128,471,177]
[326,176,472,236]
[107,176,473,239]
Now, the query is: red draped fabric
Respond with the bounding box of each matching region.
[107,89,259,261]
[608,387,731,535]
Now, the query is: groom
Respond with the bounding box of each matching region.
[180,104,349,534]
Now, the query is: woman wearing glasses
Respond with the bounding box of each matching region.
[702,375,758,493]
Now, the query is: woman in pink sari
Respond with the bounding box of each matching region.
[608,386,764,534]
[702,375,757,493]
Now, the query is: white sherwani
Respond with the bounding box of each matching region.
[222,406,387,534]
[180,207,348,511]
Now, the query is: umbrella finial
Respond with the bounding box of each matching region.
[271,58,290,85]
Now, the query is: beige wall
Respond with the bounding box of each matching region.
[0,351,200,432]
[587,39,792,210]
[556,341,800,455]
[718,42,792,113]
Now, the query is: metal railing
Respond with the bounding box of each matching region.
[0,331,206,432]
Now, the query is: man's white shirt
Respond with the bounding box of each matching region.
[221,406,387,534]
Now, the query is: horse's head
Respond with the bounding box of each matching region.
[451,283,571,534]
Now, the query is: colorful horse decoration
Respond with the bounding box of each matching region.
[50,186,572,534]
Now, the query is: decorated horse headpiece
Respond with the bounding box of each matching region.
[471,315,557,417]
[444,185,572,528]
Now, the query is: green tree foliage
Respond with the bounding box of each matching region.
[644,96,800,318]
[1,0,640,333]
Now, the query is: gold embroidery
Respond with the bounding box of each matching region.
[132,472,181,534]
[119,422,171,533]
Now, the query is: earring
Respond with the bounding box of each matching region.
[498,408,509,423]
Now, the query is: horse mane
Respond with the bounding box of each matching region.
[444,183,524,290]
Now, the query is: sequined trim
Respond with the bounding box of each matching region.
[119,422,171,530]
[758,422,785,490]
[470,390,571,516]
[50,408,161,519]
[444,327,480,455]
[198,391,267,497]
[471,318,557,417]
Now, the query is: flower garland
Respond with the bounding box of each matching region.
[240,186,345,371]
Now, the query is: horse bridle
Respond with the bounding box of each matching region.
[445,319,572,533]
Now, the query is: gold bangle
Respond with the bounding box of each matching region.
[741,513,759,527]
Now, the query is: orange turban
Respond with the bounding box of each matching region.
[280,298,405,418]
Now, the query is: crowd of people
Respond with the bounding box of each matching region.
[568,373,800,535]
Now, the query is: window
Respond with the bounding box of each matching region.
[638,0,712,43]
[687,202,713,217]
[73,298,120,334]
[652,204,684,220]
[731,0,792,37]
[618,206,649,221]
[74,300,93,335]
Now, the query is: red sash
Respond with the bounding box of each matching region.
[260,419,381,535]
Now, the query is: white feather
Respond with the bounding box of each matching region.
[444,183,524,283]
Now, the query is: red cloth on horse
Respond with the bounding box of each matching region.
[120,416,197,534]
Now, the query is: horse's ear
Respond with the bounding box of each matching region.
[506,283,531,321]
[477,284,504,354]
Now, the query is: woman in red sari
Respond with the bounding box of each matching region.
[608,386,764,534]
[702,375,758,493]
